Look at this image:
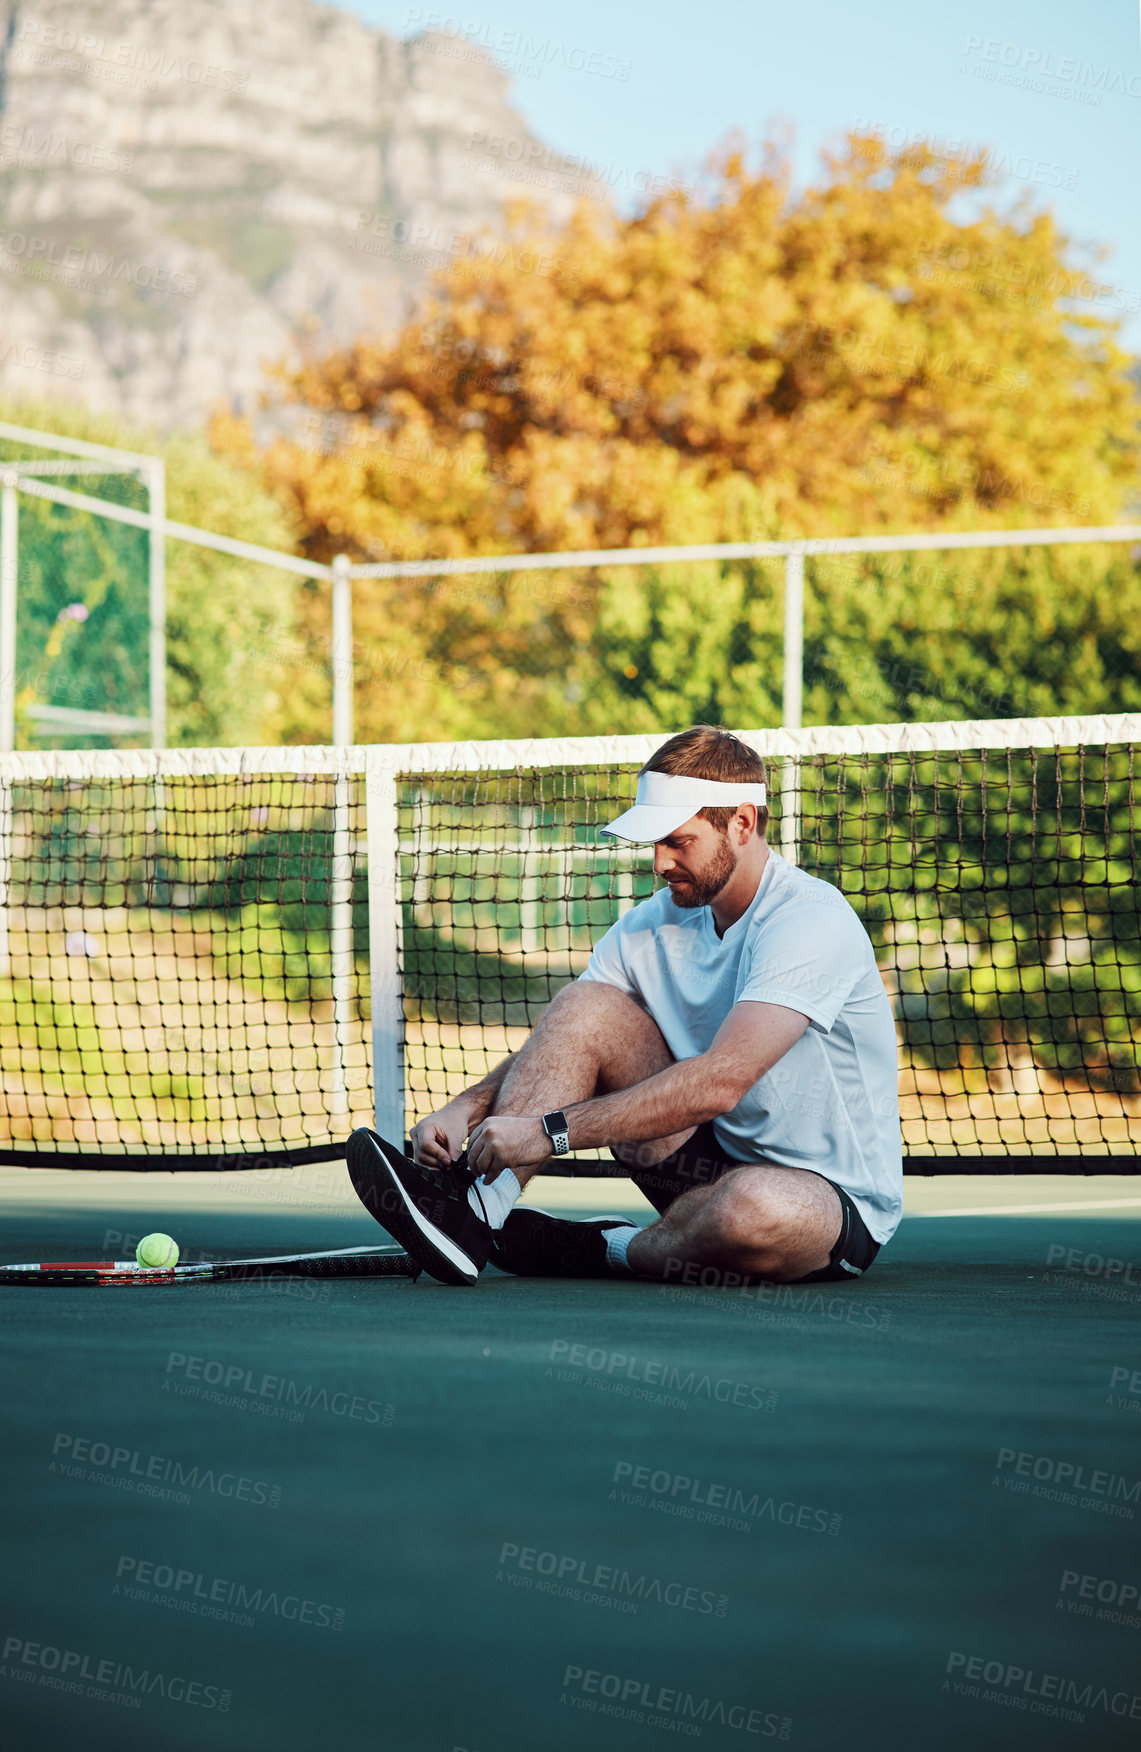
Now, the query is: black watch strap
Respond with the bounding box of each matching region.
[542,1110,570,1155]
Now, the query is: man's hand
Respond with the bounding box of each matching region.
[467,1115,552,1180]
[409,1102,471,1168]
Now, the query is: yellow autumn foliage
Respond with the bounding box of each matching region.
[214,134,1140,742]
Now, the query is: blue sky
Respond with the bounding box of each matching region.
[338,0,1141,352]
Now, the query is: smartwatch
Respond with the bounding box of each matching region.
[542,1110,571,1156]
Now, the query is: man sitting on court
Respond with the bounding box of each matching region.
[347,725,902,1287]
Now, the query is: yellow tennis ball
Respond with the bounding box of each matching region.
[136,1232,179,1268]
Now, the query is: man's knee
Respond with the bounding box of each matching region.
[701,1172,843,1277]
[705,1179,795,1271]
[542,980,646,1029]
[536,981,673,1088]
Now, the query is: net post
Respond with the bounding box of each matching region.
[0,774,8,978]
[366,752,404,1144]
[328,766,354,1120]
[0,476,15,976]
[778,757,800,866]
[781,550,804,865]
[1,472,17,755]
[329,556,355,1119]
[782,549,804,730]
[147,460,166,750]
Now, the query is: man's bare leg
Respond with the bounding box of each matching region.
[627,1165,842,1282]
[486,982,841,1281]
[487,980,693,1190]
[436,979,838,1281]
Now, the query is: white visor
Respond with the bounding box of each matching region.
[602,770,768,843]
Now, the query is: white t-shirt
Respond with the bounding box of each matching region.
[579,849,903,1245]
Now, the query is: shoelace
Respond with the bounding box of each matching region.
[449,1149,490,1225]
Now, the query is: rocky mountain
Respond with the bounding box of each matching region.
[0,0,603,429]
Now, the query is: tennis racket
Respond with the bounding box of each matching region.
[0,1243,419,1287]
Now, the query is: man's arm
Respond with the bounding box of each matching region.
[466,1001,810,1173]
[565,1001,809,1148]
[408,1054,517,1166]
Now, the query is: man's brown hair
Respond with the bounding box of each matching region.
[642,725,769,837]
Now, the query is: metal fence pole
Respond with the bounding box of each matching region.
[781,550,804,866]
[147,460,166,750]
[332,554,352,749]
[782,550,804,732]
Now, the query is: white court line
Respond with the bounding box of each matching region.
[909,1197,1141,1218]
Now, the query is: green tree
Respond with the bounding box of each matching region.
[1,397,315,747]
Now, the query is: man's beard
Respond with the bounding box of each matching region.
[664,835,737,909]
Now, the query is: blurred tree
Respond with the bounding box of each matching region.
[215,131,1140,742]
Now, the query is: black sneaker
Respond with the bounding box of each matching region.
[490,1208,634,1279]
[346,1129,492,1287]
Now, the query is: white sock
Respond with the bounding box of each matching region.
[604,1224,640,1275]
[468,1169,521,1230]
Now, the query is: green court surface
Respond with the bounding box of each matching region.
[2,1167,1140,1752]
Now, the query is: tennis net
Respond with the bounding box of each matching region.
[0,715,1137,1171]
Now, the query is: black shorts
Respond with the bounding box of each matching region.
[612,1121,881,1284]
